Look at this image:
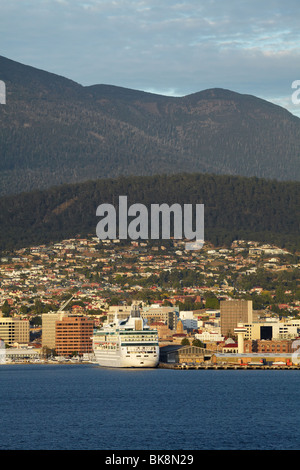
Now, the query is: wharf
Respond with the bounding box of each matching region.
[158,362,300,370]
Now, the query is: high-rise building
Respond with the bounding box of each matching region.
[220,300,253,337]
[42,312,69,350]
[142,305,179,330]
[55,316,94,357]
[0,317,29,346]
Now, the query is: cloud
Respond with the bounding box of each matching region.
[1,0,300,115]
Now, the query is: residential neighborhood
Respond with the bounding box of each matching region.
[0,235,299,366]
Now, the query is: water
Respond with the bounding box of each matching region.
[0,364,299,450]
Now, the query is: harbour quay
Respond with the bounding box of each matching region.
[159,362,300,370]
[158,345,300,370]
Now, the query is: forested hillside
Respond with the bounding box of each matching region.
[1,56,300,196]
[0,173,299,252]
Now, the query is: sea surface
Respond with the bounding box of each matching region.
[0,364,299,451]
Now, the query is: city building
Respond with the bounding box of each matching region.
[220,300,253,337]
[55,316,94,357]
[244,339,292,354]
[195,330,224,343]
[222,338,239,353]
[159,344,213,364]
[142,305,179,330]
[42,311,70,350]
[179,311,195,321]
[149,321,173,342]
[5,347,43,362]
[0,316,29,346]
[181,318,198,330]
[106,305,133,323]
[235,318,300,342]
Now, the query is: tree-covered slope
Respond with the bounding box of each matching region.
[0,173,299,252]
[0,56,300,196]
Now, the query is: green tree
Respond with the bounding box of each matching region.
[205,296,219,309]
[1,300,11,317]
[181,338,190,346]
[192,338,205,348]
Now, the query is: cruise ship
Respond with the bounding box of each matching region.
[92,305,159,368]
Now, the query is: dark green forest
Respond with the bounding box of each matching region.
[0,172,299,253]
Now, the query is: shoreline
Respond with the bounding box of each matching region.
[1,360,300,370]
[158,362,300,370]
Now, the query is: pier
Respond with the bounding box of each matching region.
[158,362,300,370]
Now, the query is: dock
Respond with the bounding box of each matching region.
[158,362,300,370]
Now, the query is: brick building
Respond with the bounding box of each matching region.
[244,339,292,354]
[55,316,94,357]
[149,321,173,342]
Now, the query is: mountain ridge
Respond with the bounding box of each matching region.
[0,55,300,196]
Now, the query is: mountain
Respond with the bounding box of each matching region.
[0,55,300,196]
[0,173,299,253]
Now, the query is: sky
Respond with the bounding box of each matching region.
[1,0,300,116]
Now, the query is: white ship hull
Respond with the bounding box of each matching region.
[94,347,159,368]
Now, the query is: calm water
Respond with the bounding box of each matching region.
[0,364,299,450]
